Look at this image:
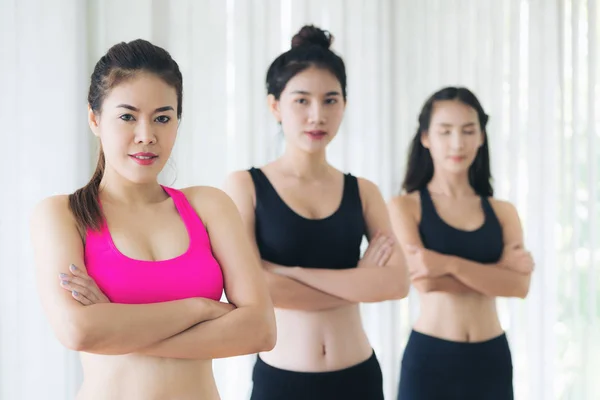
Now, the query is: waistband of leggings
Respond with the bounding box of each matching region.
[255,350,379,378]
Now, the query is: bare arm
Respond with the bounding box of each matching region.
[412,276,475,294]
[262,264,352,310]
[138,187,276,359]
[31,196,218,355]
[387,194,478,294]
[223,171,353,311]
[446,200,532,298]
[278,179,409,303]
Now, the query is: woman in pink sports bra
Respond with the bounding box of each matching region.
[30,39,276,400]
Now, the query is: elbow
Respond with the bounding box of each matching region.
[383,271,411,300]
[396,278,411,299]
[515,283,530,299]
[58,332,85,352]
[251,308,277,352]
[507,276,531,299]
[257,318,277,352]
[384,282,409,300]
[59,310,105,352]
[59,318,93,352]
[259,326,277,352]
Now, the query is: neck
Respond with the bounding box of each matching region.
[428,169,474,198]
[278,146,329,180]
[99,166,166,205]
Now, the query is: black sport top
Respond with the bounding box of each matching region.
[418,187,503,264]
[248,167,366,269]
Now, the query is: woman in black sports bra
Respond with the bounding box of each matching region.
[224,25,409,400]
[388,87,535,400]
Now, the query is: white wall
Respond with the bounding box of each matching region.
[0,0,598,399]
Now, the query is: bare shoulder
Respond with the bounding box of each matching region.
[355,177,384,207]
[488,197,520,224]
[31,195,77,230]
[388,191,420,221]
[356,177,380,194]
[181,186,234,212]
[30,194,84,267]
[223,170,255,197]
[180,185,244,228]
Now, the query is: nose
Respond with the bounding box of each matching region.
[134,121,157,145]
[450,130,465,149]
[308,103,326,125]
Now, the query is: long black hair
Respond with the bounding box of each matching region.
[402,87,493,196]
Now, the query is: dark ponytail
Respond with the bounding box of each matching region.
[69,150,105,233]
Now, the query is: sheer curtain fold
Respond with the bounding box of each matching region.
[0,1,597,399]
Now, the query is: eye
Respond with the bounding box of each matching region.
[155,115,171,124]
[295,98,308,105]
[325,98,338,105]
[440,130,451,135]
[119,114,135,122]
[463,130,476,135]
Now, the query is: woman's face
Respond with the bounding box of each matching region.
[422,100,484,175]
[269,66,346,154]
[89,72,179,184]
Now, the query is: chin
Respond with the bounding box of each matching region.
[443,163,471,175]
[300,140,330,153]
[303,146,327,155]
[122,172,160,185]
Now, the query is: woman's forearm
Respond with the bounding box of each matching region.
[69,298,220,354]
[448,257,531,298]
[138,305,276,359]
[282,265,408,303]
[264,267,354,310]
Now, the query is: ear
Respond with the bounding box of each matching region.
[267,94,281,123]
[420,131,430,149]
[88,105,100,137]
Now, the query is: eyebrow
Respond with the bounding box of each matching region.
[116,104,175,113]
[290,90,342,96]
[438,122,476,128]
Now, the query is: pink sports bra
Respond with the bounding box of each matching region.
[84,186,224,304]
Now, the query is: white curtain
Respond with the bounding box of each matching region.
[0,0,598,399]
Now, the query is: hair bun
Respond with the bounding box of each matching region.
[291,25,333,49]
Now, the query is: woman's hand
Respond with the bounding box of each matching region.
[357,232,394,268]
[59,264,110,305]
[405,245,450,279]
[498,245,535,273]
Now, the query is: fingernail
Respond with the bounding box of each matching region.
[61,280,68,286]
[72,291,79,297]
[59,273,68,278]
[69,264,77,272]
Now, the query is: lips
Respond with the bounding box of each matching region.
[129,152,158,166]
[305,130,327,140]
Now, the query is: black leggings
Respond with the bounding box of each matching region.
[398,330,514,400]
[250,352,384,400]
